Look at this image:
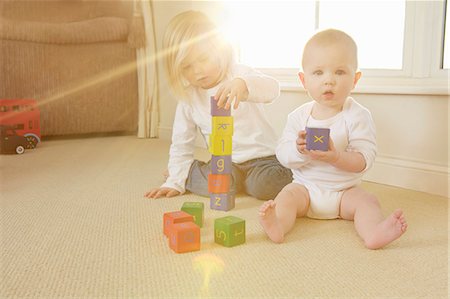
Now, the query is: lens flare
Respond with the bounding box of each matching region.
[193,253,225,297]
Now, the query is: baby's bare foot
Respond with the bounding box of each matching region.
[259,200,284,243]
[365,209,408,249]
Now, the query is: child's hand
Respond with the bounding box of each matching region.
[307,139,340,163]
[297,131,339,163]
[296,130,308,154]
[215,78,249,110]
[145,187,180,199]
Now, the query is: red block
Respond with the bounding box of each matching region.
[169,222,200,253]
[208,174,230,193]
[163,211,194,237]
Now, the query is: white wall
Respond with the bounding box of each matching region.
[152,2,449,198]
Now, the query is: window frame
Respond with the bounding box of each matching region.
[248,0,449,95]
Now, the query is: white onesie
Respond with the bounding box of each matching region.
[276,97,377,219]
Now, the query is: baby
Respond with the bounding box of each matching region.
[259,29,407,249]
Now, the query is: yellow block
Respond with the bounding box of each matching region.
[209,134,232,156]
[211,116,233,136]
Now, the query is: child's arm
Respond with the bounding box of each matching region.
[306,107,376,173]
[215,64,280,109]
[276,113,312,169]
[147,103,198,198]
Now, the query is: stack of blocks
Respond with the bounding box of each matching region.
[208,96,235,211]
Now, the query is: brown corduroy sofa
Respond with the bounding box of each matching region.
[0,1,141,137]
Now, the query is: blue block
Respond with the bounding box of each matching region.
[306,127,330,151]
[210,193,235,211]
[210,96,231,116]
[211,155,232,174]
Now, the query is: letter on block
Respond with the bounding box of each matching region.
[181,202,204,228]
[211,155,232,174]
[169,222,200,253]
[306,127,330,151]
[208,174,230,194]
[209,134,232,156]
[210,193,235,211]
[214,216,245,247]
[210,96,231,116]
[212,116,233,136]
[163,211,194,237]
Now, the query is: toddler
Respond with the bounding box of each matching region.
[259,29,407,249]
[145,11,292,200]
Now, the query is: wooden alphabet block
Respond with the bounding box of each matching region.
[208,174,230,194]
[211,155,232,175]
[209,134,232,156]
[214,216,245,247]
[306,127,330,151]
[212,116,233,136]
[169,222,200,253]
[181,202,204,228]
[210,193,235,211]
[163,211,194,237]
[210,96,231,116]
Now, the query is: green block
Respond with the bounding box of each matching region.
[214,216,245,247]
[181,202,204,228]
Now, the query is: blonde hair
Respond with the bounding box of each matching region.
[163,10,234,100]
[302,29,358,70]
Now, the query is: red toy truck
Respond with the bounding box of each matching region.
[0,99,41,150]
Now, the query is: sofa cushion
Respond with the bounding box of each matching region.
[0,17,129,44]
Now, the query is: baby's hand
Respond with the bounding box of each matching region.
[145,187,180,199]
[215,78,249,110]
[296,130,308,154]
[308,138,340,163]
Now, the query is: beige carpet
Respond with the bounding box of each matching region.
[0,135,448,298]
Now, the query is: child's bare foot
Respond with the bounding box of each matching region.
[365,209,408,249]
[259,200,284,243]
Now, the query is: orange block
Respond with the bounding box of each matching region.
[169,222,200,253]
[208,174,230,193]
[163,211,194,237]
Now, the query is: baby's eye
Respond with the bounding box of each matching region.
[313,70,323,75]
[336,70,346,75]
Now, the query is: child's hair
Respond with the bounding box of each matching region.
[162,10,234,100]
[302,28,359,70]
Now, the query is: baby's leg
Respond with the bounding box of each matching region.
[259,183,309,243]
[340,187,407,249]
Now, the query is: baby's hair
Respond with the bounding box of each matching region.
[302,28,359,70]
[163,10,233,99]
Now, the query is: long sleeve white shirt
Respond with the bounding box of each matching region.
[276,97,377,191]
[162,64,280,193]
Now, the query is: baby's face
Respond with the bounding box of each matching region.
[300,42,360,110]
[180,44,222,90]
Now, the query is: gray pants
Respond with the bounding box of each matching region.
[185,155,293,200]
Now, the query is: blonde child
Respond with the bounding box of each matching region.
[145,11,292,200]
[259,29,407,249]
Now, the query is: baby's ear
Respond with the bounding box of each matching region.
[353,71,362,87]
[298,72,306,87]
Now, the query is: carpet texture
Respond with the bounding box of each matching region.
[0,136,448,298]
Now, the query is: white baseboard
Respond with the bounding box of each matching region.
[159,126,449,198]
[365,155,449,198]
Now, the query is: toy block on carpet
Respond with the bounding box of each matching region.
[181,202,204,228]
[210,193,235,211]
[163,211,194,237]
[214,216,245,247]
[169,222,200,253]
